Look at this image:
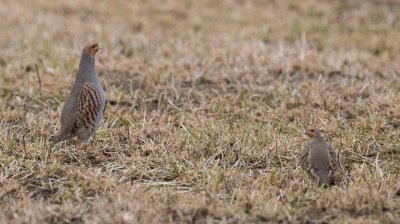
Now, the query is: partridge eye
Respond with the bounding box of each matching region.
[310,130,314,132]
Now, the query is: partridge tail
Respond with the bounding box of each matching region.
[50,132,73,146]
[316,170,333,186]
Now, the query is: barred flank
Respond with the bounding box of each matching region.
[76,83,102,132]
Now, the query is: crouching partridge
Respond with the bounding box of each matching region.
[300,128,342,186]
[52,43,106,146]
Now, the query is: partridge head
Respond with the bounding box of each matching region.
[303,128,322,139]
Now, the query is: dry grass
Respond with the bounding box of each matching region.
[1,0,400,223]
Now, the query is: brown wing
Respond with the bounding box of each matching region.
[326,144,341,170]
[326,144,344,185]
[74,83,103,133]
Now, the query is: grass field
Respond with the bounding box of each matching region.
[1,0,400,223]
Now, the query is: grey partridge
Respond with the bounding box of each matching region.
[300,128,342,186]
[52,43,106,146]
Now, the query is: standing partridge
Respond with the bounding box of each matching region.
[52,43,106,146]
[300,128,342,186]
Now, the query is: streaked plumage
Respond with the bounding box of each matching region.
[52,43,105,146]
[300,128,342,186]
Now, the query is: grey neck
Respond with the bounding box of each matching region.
[75,52,97,84]
[311,135,324,143]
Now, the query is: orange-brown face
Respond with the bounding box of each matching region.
[303,128,319,138]
[84,43,102,57]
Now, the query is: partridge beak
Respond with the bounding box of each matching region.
[302,131,307,135]
[96,44,103,51]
